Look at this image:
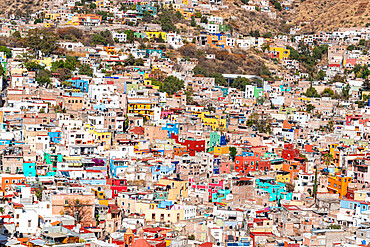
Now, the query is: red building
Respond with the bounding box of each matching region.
[234,154,261,174]
[108,178,128,199]
[171,134,205,156]
[282,144,300,160]
[258,160,271,171]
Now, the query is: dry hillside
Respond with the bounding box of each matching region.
[213,0,286,35]
[0,0,44,17]
[287,0,370,32]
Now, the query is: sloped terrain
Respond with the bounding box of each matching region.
[0,0,44,17]
[288,0,370,32]
[214,0,287,35]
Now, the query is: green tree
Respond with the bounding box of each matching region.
[313,166,318,200]
[304,85,320,97]
[24,29,58,56]
[12,31,21,40]
[321,88,334,97]
[157,33,164,43]
[229,147,237,161]
[36,69,52,87]
[317,70,326,80]
[191,16,196,27]
[161,75,184,95]
[159,11,176,32]
[24,61,43,71]
[79,64,93,77]
[92,34,108,45]
[0,46,12,58]
[96,11,108,20]
[231,76,251,90]
[323,153,333,167]
[306,104,315,113]
[347,44,356,51]
[124,53,136,66]
[124,30,135,43]
[34,18,43,24]
[142,11,153,22]
[175,11,183,19]
[0,65,5,78]
[342,84,350,99]
[262,32,273,38]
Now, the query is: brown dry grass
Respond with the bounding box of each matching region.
[287,0,370,32]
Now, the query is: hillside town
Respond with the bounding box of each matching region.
[0,0,369,247]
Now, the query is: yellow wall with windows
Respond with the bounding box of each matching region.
[269,47,290,60]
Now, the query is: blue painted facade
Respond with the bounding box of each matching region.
[48,131,62,143]
[340,199,370,213]
[162,123,179,138]
[110,159,129,177]
[23,162,36,177]
[256,178,292,202]
[93,104,106,111]
[66,79,89,92]
[213,158,220,175]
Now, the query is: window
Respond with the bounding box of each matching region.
[28,220,31,227]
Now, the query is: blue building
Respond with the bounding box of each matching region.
[110,159,130,177]
[162,123,179,138]
[48,131,62,143]
[66,79,89,92]
[213,158,220,175]
[23,162,36,177]
[256,178,292,202]
[340,199,370,213]
[145,49,164,58]
[136,4,158,17]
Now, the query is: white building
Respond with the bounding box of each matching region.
[112,31,127,43]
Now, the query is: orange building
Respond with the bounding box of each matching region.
[174,146,188,156]
[327,175,352,199]
[103,46,116,54]
[282,160,302,181]
[0,174,26,192]
[207,34,234,49]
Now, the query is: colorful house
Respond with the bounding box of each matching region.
[268,47,290,60]
[256,178,292,202]
[327,175,352,199]
[207,33,234,49]
[127,100,155,120]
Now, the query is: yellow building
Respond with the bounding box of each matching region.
[276,171,291,183]
[91,188,109,206]
[95,0,105,8]
[134,202,184,223]
[62,156,83,168]
[145,31,167,41]
[158,178,189,201]
[45,13,61,21]
[269,47,290,60]
[213,146,229,155]
[353,190,370,201]
[85,124,112,150]
[128,100,155,120]
[201,114,227,131]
